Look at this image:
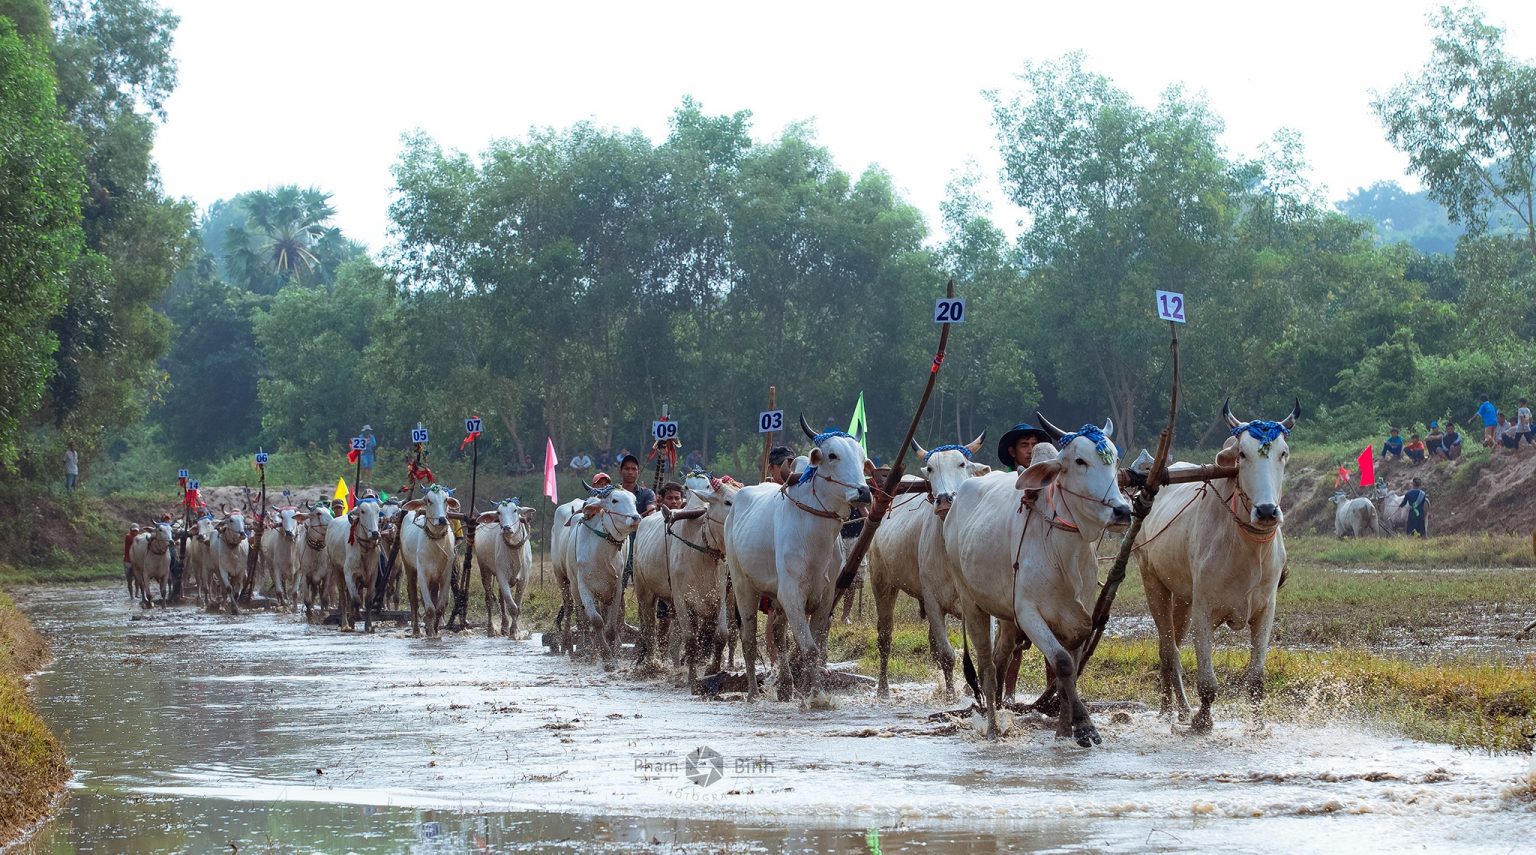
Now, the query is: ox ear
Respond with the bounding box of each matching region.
[293,512,308,524]
[864,458,876,477]
[808,447,824,467]
[402,499,426,513]
[1015,458,1063,492]
[1216,436,1239,468]
[348,508,360,523]
[690,488,711,503]
[969,463,993,477]
[476,511,498,525]
[965,431,986,455]
[517,507,537,522]
[445,497,460,512]
[581,503,601,519]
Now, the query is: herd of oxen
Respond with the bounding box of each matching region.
[124,402,1302,749]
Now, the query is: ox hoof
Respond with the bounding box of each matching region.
[1073,724,1102,748]
[1190,710,1213,733]
[803,692,835,711]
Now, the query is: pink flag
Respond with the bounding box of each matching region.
[543,437,559,505]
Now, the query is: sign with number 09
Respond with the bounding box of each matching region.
[652,421,679,441]
[933,297,966,324]
[758,410,784,433]
[1156,290,1187,324]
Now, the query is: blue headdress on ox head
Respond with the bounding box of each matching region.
[919,443,973,464]
[1036,412,1117,466]
[1223,398,1301,459]
[582,480,615,499]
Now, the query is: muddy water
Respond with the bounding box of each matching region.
[14,585,1534,853]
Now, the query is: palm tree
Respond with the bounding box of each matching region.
[223,186,339,293]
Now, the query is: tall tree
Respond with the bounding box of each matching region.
[0,12,84,466]
[223,185,350,293]
[1373,3,1536,255]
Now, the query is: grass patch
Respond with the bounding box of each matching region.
[0,591,70,846]
[1286,533,1533,568]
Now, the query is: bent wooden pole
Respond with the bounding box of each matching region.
[836,280,956,590]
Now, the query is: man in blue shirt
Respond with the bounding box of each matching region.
[1476,395,1498,447]
[359,425,377,488]
[1382,427,1403,460]
[1400,478,1428,537]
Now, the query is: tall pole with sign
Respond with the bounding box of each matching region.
[246,448,269,603]
[172,467,190,603]
[449,415,482,632]
[759,386,777,481]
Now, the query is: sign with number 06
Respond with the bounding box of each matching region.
[411,428,430,444]
[652,421,679,441]
[758,410,784,433]
[934,297,966,324]
[254,451,269,465]
[1155,290,1187,324]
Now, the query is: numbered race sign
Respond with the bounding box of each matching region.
[652,420,679,441]
[177,468,189,479]
[189,479,200,490]
[934,297,966,324]
[350,436,367,450]
[411,427,430,444]
[254,450,269,465]
[1156,289,1187,324]
[758,410,784,434]
[464,417,482,434]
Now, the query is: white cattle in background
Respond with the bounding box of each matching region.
[209,511,250,616]
[296,502,333,622]
[325,497,383,632]
[1329,491,1378,539]
[557,483,641,668]
[399,485,461,637]
[868,433,989,698]
[474,498,536,638]
[129,520,174,608]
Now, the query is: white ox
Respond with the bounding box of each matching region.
[1329,491,1378,538]
[867,433,990,698]
[474,498,536,637]
[945,416,1131,745]
[257,505,302,605]
[185,515,217,608]
[296,502,333,622]
[555,483,641,668]
[209,511,250,615]
[632,477,738,682]
[324,497,383,632]
[129,520,174,608]
[399,485,461,637]
[1375,486,1408,535]
[726,419,873,704]
[1135,400,1299,732]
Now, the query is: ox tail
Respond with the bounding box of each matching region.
[960,616,982,703]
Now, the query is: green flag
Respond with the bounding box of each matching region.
[848,391,868,453]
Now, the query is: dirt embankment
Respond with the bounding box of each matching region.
[0,593,69,847]
[1284,449,1536,537]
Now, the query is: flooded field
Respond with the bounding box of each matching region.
[12,584,1535,853]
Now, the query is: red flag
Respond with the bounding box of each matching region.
[1356,445,1375,488]
[1334,465,1350,489]
[347,447,361,464]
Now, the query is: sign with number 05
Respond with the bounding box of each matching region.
[1156,290,1187,324]
[411,428,430,444]
[652,421,679,441]
[758,410,784,433]
[464,417,482,434]
[933,297,966,324]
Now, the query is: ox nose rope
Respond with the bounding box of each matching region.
[1215,485,1281,544]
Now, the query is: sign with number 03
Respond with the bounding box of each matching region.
[464,417,482,434]
[933,297,966,324]
[1155,290,1187,324]
[758,410,784,433]
[411,427,430,444]
[652,421,679,441]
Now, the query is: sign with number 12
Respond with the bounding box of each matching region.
[1156,290,1187,324]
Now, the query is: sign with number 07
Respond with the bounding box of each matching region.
[758,410,784,433]
[933,297,966,324]
[1156,290,1187,324]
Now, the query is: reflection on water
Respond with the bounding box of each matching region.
[12,584,1534,853]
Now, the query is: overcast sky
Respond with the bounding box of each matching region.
[152,1,1536,253]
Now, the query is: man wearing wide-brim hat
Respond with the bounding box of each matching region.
[997,423,1054,471]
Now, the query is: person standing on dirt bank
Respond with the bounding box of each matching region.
[64,441,79,490]
[1476,395,1498,447]
[1401,479,1429,537]
[359,426,377,487]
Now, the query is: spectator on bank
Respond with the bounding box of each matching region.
[64,441,79,490]
[596,448,612,471]
[684,448,705,471]
[1441,422,1463,460]
[1476,395,1498,447]
[1518,399,1534,445]
[1425,422,1445,458]
[1499,413,1523,450]
[1404,432,1427,465]
[1381,427,1403,461]
[569,451,592,474]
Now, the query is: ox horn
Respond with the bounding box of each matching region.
[1034,412,1067,442]
[799,415,818,441]
[581,480,594,494]
[1222,398,1243,429]
[1280,398,1301,430]
[911,438,929,458]
[965,430,986,454]
[1101,417,1114,439]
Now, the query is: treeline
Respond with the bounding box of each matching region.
[8,2,1536,495]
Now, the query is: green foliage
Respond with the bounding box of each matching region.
[1337,180,1463,254]
[221,186,361,293]
[0,18,83,467]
